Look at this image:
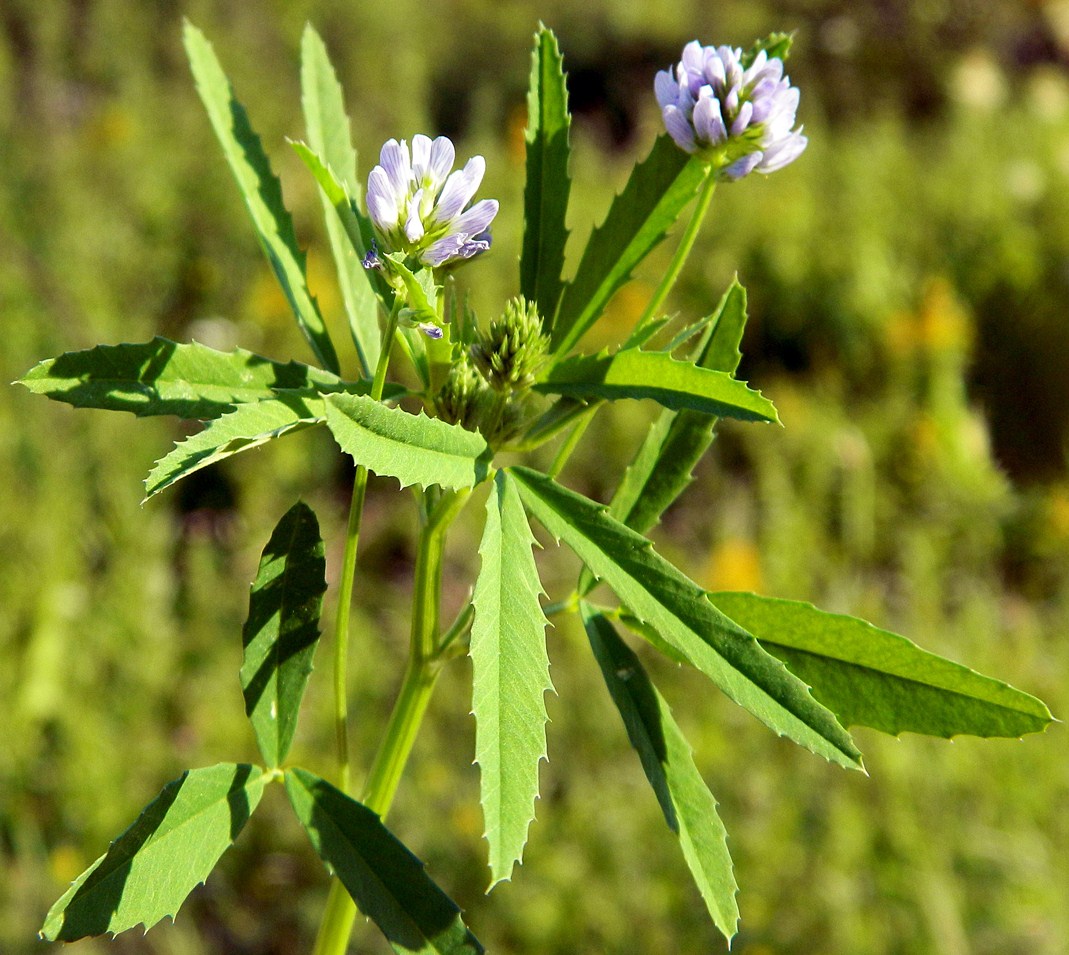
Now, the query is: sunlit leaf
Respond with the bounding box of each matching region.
[184,21,339,373]
[41,764,265,941]
[285,769,484,955]
[325,392,492,490]
[17,337,342,420]
[241,503,326,767]
[510,467,861,769]
[520,25,571,326]
[551,136,708,355]
[470,471,552,886]
[709,592,1055,739]
[582,606,738,941]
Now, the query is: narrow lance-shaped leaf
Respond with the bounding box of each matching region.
[551,136,708,355]
[536,345,778,424]
[509,467,861,770]
[184,21,339,373]
[709,592,1055,740]
[145,394,324,500]
[325,392,492,490]
[41,764,265,941]
[285,768,485,955]
[582,606,738,942]
[17,337,343,420]
[300,25,381,377]
[520,25,571,326]
[470,470,553,886]
[241,503,327,767]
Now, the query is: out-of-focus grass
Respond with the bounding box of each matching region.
[3,2,1068,952]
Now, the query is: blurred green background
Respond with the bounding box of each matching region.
[3,0,1069,952]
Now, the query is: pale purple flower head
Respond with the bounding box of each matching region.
[655,41,807,179]
[365,134,499,267]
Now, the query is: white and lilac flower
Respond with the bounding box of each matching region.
[365,134,499,268]
[655,41,807,179]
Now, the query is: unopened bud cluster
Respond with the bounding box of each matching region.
[470,297,549,392]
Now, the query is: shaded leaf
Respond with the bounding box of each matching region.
[470,471,553,886]
[709,592,1055,739]
[17,337,342,420]
[325,392,492,490]
[285,769,484,955]
[551,136,708,355]
[510,467,861,769]
[520,25,571,326]
[536,345,778,424]
[184,21,339,372]
[241,503,327,767]
[582,606,738,941]
[300,25,381,376]
[41,764,265,941]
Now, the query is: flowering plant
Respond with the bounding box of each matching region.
[18,22,1052,953]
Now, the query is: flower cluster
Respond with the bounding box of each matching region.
[655,41,806,179]
[365,135,499,268]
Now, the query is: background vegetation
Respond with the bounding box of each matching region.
[3,0,1069,952]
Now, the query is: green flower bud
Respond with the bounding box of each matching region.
[470,296,549,392]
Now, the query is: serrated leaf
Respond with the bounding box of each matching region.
[325,392,492,490]
[536,345,777,423]
[241,503,326,767]
[41,764,265,941]
[184,21,339,373]
[145,395,324,499]
[509,467,861,769]
[552,135,708,355]
[300,25,381,377]
[520,25,571,326]
[17,337,344,420]
[470,471,553,886]
[708,592,1055,739]
[285,768,485,955]
[582,606,738,941]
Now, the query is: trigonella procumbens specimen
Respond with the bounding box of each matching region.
[656,40,807,178]
[366,134,499,267]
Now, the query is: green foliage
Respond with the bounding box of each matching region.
[551,136,708,355]
[241,503,327,768]
[710,591,1054,739]
[300,24,381,377]
[16,337,342,420]
[285,768,485,955]
[582,606,738,941]
[509,466,863,770]
[41,764,265,941]
[470,471,553,886]
[184,22,339,374]
[537,343,777,423]
[520,25,571,326]
[325,392,492,490]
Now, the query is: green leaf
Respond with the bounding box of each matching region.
[285,768,485,955]
[708,592,1055,739]
[520,25,571,326]
[509,467,861,769]
[470,471,553,886]
[300,25,381,377]
[41,764,265,941]
[145,395,324,499]
[551,135,708,355]
[17,337,343,420]
[582,606,738,941]
[184,21,339,373]
[536,345,778,424]
[241,503,327,767]
[325,392,492,490]
[609,278,749,534]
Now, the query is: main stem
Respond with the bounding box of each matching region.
[313,486,468,955]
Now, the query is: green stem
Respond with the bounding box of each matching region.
[547,404,598,479]
[633,170,717,336]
